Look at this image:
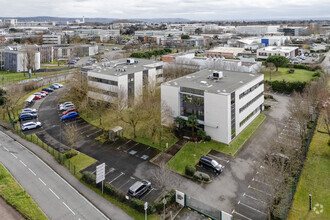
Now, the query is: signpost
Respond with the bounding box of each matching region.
[96,163,105,194]
[163,198,167,220]
[144,202,148,220]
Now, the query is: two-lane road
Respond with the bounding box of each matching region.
[0,131,109,220]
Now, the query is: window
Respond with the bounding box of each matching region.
[239,81,263,99]
[156,66,163,70]
[88,76,118,86]
[239,105,262,127]
[239,92,263,113]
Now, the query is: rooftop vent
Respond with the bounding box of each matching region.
[212,71,223,81]
[127,58,135,64]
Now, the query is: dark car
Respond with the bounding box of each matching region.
[42,88,54,92]
[198,156,224,175]
[127,180,151,199]
[19,113,37,121]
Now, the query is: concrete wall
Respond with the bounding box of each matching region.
[161,84,180,125]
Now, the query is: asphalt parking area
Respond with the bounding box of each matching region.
[83,162,162,203]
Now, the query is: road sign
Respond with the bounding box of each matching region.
[163,198,167,205]
[96,163,105,184]
[144,202,148,210]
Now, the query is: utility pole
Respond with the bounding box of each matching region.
[163,198,167,220]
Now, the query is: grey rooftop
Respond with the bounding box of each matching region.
[162,69,262,94]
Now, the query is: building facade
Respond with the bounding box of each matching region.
[42,35,61,44]
[161,69,264,144]
[4,50,40,72]
[87,58,163,105]
[257,46,299,59]
[205,47,246,59]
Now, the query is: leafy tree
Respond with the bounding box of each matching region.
[265,56,289,72]
[186,115,199,137]
[181,34,190,40]
[174,117,186,129]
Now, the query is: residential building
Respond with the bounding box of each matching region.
[87,58,163,105]
[205,47,246,59]
[36,45,54,63]
[42,34,62,44]
[236,25,280,35]
[0,49,4,69]
[4,19,18,26]
[53,44,98,60]
[257,46,298,59]
[4,50,40,72]
[161,69,264,144]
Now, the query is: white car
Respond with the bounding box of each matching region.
[21,108,37,114]
[60,102,73,108]
[60,103,75,111]
[54,83,64,88]
[34,92,46,97]
[21,121,42,131]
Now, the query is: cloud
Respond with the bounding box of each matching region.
[0,0,329,20]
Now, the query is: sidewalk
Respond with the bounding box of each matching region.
[0,122,132,220]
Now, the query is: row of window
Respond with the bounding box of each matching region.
[181,87,204,96]
[239,81,263,99]
[89,76,118,86]
[239,105,262,127]
[88,86,118,97]
[239,92,263,113]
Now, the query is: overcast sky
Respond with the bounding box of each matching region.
[1,0,330,20]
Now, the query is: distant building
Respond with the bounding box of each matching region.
[236,25,280,35]
[4,19,18,26]
[4,49,40,72]
[36,45,54,63]
[87,58,163,105]
[205,47,246,59]
[43,35,61,44]
[280,27,308,36]
[161,69,264,144]
[53,44,98,60]
[257,46,298,60]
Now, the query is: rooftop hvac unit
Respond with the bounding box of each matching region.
[127,58,135,64]
[212,71,223,80]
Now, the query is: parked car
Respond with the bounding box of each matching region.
[21,121,42,131]
[61,104,75,111]
[19,113,37,121]
[68,61,76,65]
[50,84,60,90]
[62,111,78,120]
[198,156,223,175]
[59,102,73,110]
[21,108,37,114]
[34,92,46,97]
[62,108,78,116]
[33,95,42,100]
[39,91,48,95]
[127,180,151,199]
[53,83,63,88]
[42,88,54,92]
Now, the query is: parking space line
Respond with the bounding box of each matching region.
[77,124,92,132]
[232,209,252,220]
[136,147,150,156]
[109,172,125,184]
[63,202,75,215]
[238,201,267,215]
[243,193,267,204]
[10,153,17,159]
[124,143,139,152]
[207,154,229,163]
[105,168,115,176]
[252,178,271,187]
[117,140,131,150]
[248,185,271,196]
[117,178,134,190]
[141,187,155,199]
[86,130,102,138]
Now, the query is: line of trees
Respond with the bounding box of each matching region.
[130,48,172,59]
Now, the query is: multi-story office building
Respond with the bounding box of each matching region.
[236,25,280,35]
[87,58,163,105]
[36,45,54,63]
[161,69,264,144]
[4,50,40,72]
[42,35,62,44]
[257,46,298,59]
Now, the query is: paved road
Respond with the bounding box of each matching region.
[0,131,109,220]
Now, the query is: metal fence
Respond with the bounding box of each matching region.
[283,112,320,219]
[185,195,221,220]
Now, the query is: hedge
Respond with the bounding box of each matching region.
[130,48,172,59]
[81,171,176,214]
[185,165,196,177]
[265,80,307,94]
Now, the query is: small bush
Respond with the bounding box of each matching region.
[197,129,207,141]
[81,171,96,186]
[185,164,196,177]
[64,151,78,159]
[264,104,271,110]
[288,69,295,74]
[205,136,211,141]
[193,171,210,181]
[312,70,322,77]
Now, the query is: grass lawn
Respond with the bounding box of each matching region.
[68,151,97,178]
[167,114,266,175]
[262,67,317,82]
[287,114,330,220]
[0,163,48,220]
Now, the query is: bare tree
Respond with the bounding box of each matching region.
[64,124,80,150]
[3,84,24,120]
[150,162,181,191]
[24,46,37,76]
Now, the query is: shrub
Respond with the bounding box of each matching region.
[64,151,78,159]
[312,70,322,77]
[205,136,211,142]
[197,129,207,141]
[185,164,196,177]
[264,104,271,110]
[81,171,96,186]
[266,80,306,94]
[193,171,210,181]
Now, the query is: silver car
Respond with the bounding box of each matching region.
[21,121,42,131]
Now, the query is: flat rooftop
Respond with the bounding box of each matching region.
[206,47,245,54]
[87,58,163,76]
[163,69,262,94]
[261,46,298,52]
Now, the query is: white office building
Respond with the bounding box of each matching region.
[257,46,298,59]
[4,50,40,72]
[87,58,163,106]
[42,34,62,44]
[236,25,280,35]
[161,69,264,144]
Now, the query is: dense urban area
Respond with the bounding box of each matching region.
[0,15,329,220]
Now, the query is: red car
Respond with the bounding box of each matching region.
[33,95,42,100]
[62,108,78,116]
[39,91,48,95]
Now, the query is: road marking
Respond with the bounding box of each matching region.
[117,140,131,150]
[28,168,36,176]
[86,130,102,138]
[252,178,271,187]
[141,187,154,199]
[39,178,46,186]
[243,193,267,204]
[10,153,18,159]
[49,188,60,199]
[135,147,150,156]
[63,202,75,215]
[109,172,125,184]
[19,160,27,167]
[2,146,9,151]
[207,154,230,163]
[248,185,271,196]
[117,178,134,190]
[238,201,267,215]
[0,130,110,220]
[124,143,139,152]
[232,209,252,220]
[105,168,115,176]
